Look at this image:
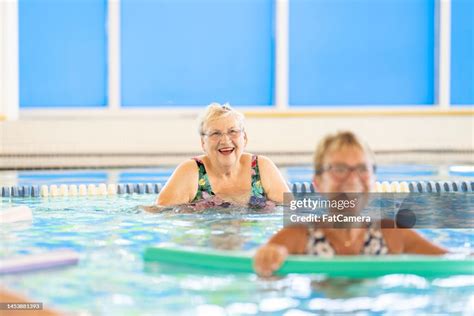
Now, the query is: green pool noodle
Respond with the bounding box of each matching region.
[144,245,474,278]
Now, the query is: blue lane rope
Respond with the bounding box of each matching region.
[1,181,473,198]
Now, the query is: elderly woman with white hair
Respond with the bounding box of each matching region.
[156,103,290,210]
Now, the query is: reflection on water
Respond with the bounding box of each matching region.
[0,195,473,315]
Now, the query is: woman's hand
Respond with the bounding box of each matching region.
[253,243,288,277]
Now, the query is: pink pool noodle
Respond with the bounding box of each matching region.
[0,249,79,274]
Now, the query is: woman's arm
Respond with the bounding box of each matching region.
[401,229,448,255]
[155,160,199,206]
[253,226,308,276]
[257,155,291,204]
[383,227,447,255]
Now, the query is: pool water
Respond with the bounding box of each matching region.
[1,194,473,315]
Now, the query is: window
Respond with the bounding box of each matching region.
[121,0,274,107]
[451,0,474,106]
[289,0,435,106]
[19,0,107,108]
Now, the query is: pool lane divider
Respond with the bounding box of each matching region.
[1,181,473,198]
[143,245,474,278]
[0,249,79,274]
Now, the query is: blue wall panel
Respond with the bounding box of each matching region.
[451,0,474,106]
[289,0,435,106]
[121,0,274,107]
[19,0,107,107]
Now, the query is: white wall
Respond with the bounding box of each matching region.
[1,112,472,167]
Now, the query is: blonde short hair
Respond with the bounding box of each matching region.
[314,131,376,175]
[198,103,245,135]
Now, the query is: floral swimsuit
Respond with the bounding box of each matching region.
[306,227,389,256]
[190,155,272,210]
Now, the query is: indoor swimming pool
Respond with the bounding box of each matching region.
[0,163,473,315]
[1,195,473,315]
[3,0,473,313]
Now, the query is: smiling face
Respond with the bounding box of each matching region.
[201,115,247,169]
[313,145,375,193]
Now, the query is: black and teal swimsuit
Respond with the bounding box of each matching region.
[307,227,389,256]
[191,155,268,208]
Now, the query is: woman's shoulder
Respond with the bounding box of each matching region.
[156,159,200,206]
[174,159,200,175]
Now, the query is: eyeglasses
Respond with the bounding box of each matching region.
[317,164,376,180]
[202,128,243,141]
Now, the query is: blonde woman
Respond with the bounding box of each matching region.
[156,103,289,210]
[253,131,447,276]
